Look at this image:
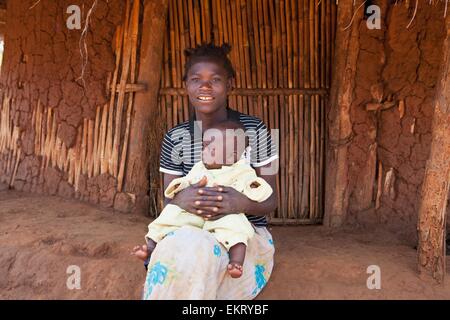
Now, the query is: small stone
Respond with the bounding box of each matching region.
[114,192,134,213]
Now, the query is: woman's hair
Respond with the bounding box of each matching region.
[182,43,236,81]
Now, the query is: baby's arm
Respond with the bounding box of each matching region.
[164,176,190,199]
[164,161,208,198]
[239,169,273,203]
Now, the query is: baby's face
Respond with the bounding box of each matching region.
[202,128,246,169]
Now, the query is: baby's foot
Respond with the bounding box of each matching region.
[227,261,243,278]
[131,244,149,261]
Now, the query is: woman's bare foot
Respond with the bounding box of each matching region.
[227,242,246,278]
[227,261,243,278]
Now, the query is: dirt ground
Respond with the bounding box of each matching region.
[0,190,449,300]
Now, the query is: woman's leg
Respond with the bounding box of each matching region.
[216,227,275,300]
[203,213,256,278]
[143,225,229,300]
[142,225,274,300]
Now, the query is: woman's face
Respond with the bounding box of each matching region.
[185,60,232,115]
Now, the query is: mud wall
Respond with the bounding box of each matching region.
[344,2,448,241]
[0,1,133,211]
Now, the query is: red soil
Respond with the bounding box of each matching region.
[0,189,448,299]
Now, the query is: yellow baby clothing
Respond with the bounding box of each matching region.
[145,158,273,250]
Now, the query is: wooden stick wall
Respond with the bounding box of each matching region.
[159,0,336,222]
[0,93,22,187]
[0,0,142,193]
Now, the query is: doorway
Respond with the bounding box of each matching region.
[157,0,337,223]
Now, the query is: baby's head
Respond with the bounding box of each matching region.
[202,120,248,169]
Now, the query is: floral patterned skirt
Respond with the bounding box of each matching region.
[142,225,275,300]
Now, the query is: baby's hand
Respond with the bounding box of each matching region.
[131,244,149,261]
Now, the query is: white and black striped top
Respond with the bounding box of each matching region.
[159,108,278,227]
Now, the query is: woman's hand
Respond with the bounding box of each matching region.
[170,177,231,220]
[169,166,278,220]
[193,185,251,221]
[170,177,249,220]
[170,176,209,215]
[193,163,279,219]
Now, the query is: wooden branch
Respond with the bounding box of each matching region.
[10,148,21,187]
[111,0,135,178]
[268,217,323,225]
[159,87,328,96]
[111,83,147,93]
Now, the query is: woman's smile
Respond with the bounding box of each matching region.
[197,94,215,102]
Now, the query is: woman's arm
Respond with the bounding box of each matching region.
[163,173,179,206]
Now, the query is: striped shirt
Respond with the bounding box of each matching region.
[159,108,278,227]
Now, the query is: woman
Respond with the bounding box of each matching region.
[143,43,278,299]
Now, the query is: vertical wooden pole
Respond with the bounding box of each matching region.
[246,0,256,116]
[300,0,310,218]
[323,1,363,227]
[417,17,450,283]
[231,0,243,113]
[177,0,189,121]
[242,0,252,116]
[290,0,298,218]
[124,0,169,215]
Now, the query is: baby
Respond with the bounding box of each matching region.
[132,120,272,278]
